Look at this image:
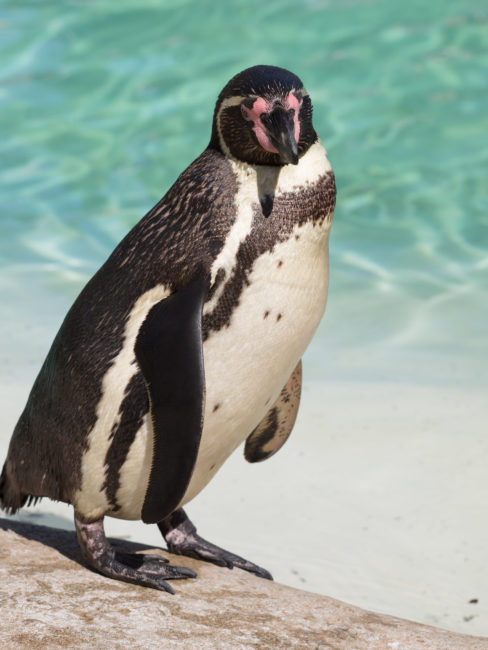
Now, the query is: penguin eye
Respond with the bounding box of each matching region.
[241,105,251,120]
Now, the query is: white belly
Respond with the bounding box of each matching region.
[181,219,330,504]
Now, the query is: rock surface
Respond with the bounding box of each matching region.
[0,518,486,650]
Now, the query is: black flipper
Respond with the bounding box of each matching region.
[244,360,302,463]
[134,274,208,524]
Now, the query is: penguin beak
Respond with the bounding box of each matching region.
[261,104,299,165]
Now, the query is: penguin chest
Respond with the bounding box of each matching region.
[180,220,331,505]
[96,146,334,521]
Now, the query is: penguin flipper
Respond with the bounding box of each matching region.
[244,360,302,463]
[135,274,208,524]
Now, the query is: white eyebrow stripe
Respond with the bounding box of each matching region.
[218,95,255,110]
[215,96,253,157]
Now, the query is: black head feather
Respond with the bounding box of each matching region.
[209,65,317,166]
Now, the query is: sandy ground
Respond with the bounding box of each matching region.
[1,368,486,638]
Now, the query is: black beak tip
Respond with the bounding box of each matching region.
[262,105,300,166]
[280,150,299,166]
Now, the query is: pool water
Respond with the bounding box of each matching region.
[1,0,487,384]
[1,0,487,635]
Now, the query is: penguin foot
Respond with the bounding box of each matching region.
[158,508,273,581]
[74,513,196,593]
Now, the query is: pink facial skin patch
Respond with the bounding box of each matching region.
[241,93,303,155]
[241,97,278,153]
[284,93,302,145]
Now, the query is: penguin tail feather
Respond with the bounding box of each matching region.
[0,463,28,515]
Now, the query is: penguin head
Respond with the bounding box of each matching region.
[210,65,317,166]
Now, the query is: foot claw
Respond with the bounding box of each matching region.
[75,514,196,592]
[170,538,272,579]
[159,509,273,581]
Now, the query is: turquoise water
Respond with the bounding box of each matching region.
[1,0,487,383]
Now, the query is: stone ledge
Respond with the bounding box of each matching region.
[0,518,486,650]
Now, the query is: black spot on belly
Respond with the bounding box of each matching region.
[212,403,221,413]
[276,313,282,322]
[277,260,283,268]
[263,310,270,319]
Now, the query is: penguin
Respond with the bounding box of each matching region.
[0,65,336,593]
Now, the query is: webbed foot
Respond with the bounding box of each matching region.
[158,508,273,580]
[75,513,196,593]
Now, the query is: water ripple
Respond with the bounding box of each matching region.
[0,0,487,381]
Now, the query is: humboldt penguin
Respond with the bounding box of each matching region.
[0,65,336,592]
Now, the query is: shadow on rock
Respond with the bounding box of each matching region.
[0,517,167,569]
